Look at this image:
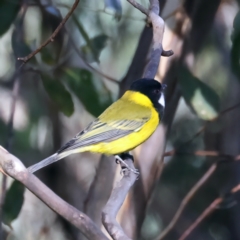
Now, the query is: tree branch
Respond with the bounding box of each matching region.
[163,149,240,159]
[127,0,173,80]
[156,163,217,240]
[178,197,223,240]
[0,146,108,240]
[158,154,240,240]
[143,0,173,78]
[84,155,116,227]
[17,0,80,64]
[102,158,138,240]
[126,0,148,15]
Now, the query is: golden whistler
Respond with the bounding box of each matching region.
[28,79,165,173]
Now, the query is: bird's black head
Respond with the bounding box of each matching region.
[130,78,165,119]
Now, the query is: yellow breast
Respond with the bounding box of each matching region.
[79,91,160,155]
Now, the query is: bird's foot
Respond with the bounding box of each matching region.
[115,154,139,175]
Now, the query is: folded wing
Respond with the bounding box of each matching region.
[58,98,151,153]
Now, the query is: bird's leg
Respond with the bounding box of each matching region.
[115,153,139,175]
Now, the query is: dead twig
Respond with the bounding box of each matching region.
[164,149,220,158]
[126,0,148,15]
[156,163,217,240]
[158,154,240,240]
[178,198,222,240]
[102,158,138,240]
[17,0,80,64]
[175,101,240,149]
[0,146,108,240]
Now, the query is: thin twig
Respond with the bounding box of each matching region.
[126,0,148,15]
[0,146,108,240]
[175,101,240,149]
[65,28,119,84]
[178,183,240,240]
[164,149,220,157]
[18,0,80,64]
[156,163,217,240]
[58,3,145,21]
[164,149,240,161]
[178,198,222,240]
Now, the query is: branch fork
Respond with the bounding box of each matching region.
[102,158,138,240]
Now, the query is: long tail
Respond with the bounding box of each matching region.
[28,152,68,173]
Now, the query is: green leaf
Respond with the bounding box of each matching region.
[63,68,112,117]
[104,0,122,20]
[12,25,32,58]
[0,0,21,36]
[179,66,219,120]
[2,181,25,226]
[41,5,64,64]
[231,11,240,79]
[81,34,108,63]
[42,74,74,117]
[72,14,108,63]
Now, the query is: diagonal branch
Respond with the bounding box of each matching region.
[0,146,108,240]
[178,178,240,240]
[178,197,222,240]
[126,0,148,15]
[156,163,217,240]
[17,0,80,64]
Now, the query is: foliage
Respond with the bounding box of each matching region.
[2,181,25,226]
[64,68,112,116]
[42,74,74,117]
[179,65,219,120]
[0,0,21,36]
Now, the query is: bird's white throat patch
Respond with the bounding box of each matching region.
[158,93,165,107]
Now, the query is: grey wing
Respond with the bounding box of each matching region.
[57,118,149,153]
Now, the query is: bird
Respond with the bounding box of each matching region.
[28,78,165,174]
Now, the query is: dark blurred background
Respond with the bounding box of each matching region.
[1,0,240,239]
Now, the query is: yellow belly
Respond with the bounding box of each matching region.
[78,109,159,155]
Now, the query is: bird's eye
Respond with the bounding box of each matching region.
[153,89,160,94]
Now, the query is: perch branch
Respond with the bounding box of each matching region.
[0,146,108,240]
[102,158,138,240]
[17,0,80,64]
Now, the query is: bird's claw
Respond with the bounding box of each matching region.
[115,155,139,175]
